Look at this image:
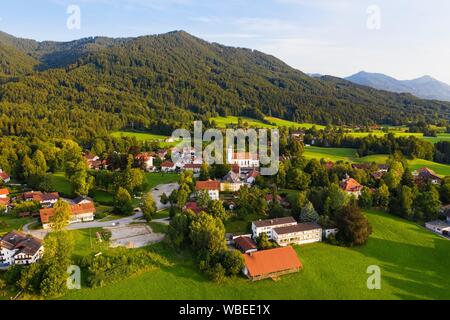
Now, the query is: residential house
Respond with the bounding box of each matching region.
[221,166,244,192]
[161,161,176,172]
[72,196,94,205]
[24,191,60,208]
[242,246,302,281]
[195,180,220,201]
[425,220,450,235]
[135,152,155,171]
[290,131,305,141]
[183,163,202,173]
[0,170,11,184]
[413,167,442,185]
[251,217,297,239]
[40,202,96,229]
[340,177,364,198]
[84,153,106,170]
[234,236,258,254]
[272,222,322,246]
[0,231,44,266]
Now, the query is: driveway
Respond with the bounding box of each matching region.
[23,182,178,239]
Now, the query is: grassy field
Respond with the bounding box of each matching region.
[62,210,450,300]
[144,173,179,191]
[346,131,450,144]
[0,215,33,235]
[304,146,450,176]
[209,116,326,130]
[50,172,73,197]
[111,131,170,141]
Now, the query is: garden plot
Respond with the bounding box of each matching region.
[106,224,164,248]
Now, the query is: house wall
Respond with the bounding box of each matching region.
[273,228,322,246]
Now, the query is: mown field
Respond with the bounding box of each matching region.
[304,146,450,176]
[209,116,326,130]
[346,131,450,144]
[62,210,450,300]
[111,131,170,141]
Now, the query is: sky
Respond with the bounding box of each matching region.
[1,0,450,83]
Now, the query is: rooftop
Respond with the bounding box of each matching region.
[253,216,297,228]
[234,236,257,252]
[195,180,220,191]
[274,222,322,235]
[242,246,302,278]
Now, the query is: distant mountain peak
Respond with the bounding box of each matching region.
[346,71,450,102]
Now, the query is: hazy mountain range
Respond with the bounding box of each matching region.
[345,71,450,102]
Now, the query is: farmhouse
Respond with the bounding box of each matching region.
[0,170,11,184]
[195,180,220,201]
[242,246,302,281]
[161,161,176,172]
[72,196,94,205]
[251,217,297,239]
[40,202,96,229]
[24,191,60,208]
[413,167,442,185]
[425,220,450,235]
[340,177,363,198]
[0,231,44,266]
[135,152,155,171]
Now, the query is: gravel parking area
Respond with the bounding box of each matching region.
[106,224,164,248]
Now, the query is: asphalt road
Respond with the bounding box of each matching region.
[23,182,178,239]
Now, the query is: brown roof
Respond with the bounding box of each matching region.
[184,163,202,169]
[233,152,259,160]
[0,188,9,196]
[0,230,42,256]
[24,191,59,202]
[274,222,322,235]
[253,216,296,228]
[40,202,96,224]
[135,152,154,161]
[195,180,220,191]
[234,236,257,252]
[243,246,302,278]
[161,161,175,167]
[340,178,363,192]
[0,197,10,206]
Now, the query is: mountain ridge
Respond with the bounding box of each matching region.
[0,30,449,140]
[346,71,450,102]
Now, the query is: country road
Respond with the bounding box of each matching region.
[23,182,178,239]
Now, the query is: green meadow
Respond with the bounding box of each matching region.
[209,116,326,130]
[111,131,170,141]
[62,210,450,300]
[304,146,450,176]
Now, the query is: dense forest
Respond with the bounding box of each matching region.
[0,30,449,143]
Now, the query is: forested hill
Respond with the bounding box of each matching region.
[0,30,449,141]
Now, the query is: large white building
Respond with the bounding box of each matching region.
[227,147,260,168]
[0,231,44,266]
[272,223,322,246]
[251,217,297,239]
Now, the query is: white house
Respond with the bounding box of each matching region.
[272,223,322,246]
[161,161,177,172]
[227,147,260,168]
[425,220,450,235]
[251,217,297,240]
[40,202,96,229]
[195,180,220,201]
[0,231,44,266]
[135,152,154,171]
[183,163,202,173]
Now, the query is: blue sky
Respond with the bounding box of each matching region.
[2,0,450,83]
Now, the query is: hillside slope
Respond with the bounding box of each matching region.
[0,31,449,140]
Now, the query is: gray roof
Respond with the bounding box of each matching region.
[253,217,297,228]
[274,223,322,235]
